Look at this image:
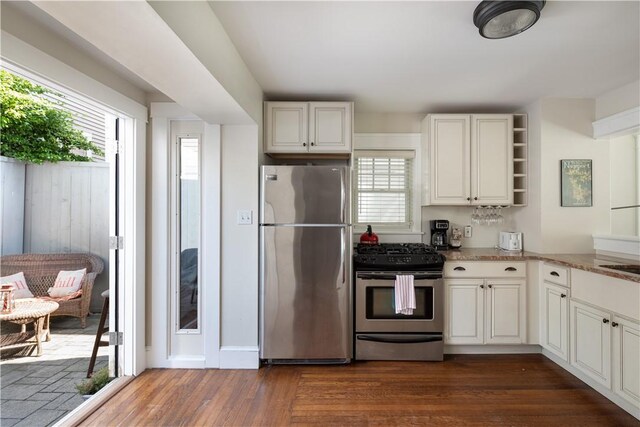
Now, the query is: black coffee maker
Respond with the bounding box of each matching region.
[430,220,449,250]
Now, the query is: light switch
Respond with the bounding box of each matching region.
[237,210,253,225]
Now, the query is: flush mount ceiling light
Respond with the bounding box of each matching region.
[474,1,546,39]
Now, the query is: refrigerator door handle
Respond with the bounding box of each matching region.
[340,227,346,286]
[340,168,346,224]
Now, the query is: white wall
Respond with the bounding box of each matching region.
[539,99,610,253]
[421,206,520,248]
[595,80,640,120]
[220,125,260,368]
[354,112,424,133]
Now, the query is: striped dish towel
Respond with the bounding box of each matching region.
[395,275,416,315]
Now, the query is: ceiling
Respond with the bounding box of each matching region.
[209,1,640,113]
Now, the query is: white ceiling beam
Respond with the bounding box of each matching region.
[32,0,253,125]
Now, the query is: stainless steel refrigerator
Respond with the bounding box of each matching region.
[260,165,351,362]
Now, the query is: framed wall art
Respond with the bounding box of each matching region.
[561,159,592,207]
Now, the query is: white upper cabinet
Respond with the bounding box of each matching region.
[423,114,513,205]
[471,115,514,205]
[265,102,352,154]
[429,115,471,204]
[265,102,308,153]
[308,102,352,152]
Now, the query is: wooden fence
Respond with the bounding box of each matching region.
[23,161,110,312]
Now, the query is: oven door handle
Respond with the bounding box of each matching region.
[356,335,443,344]
[356,272,442,281]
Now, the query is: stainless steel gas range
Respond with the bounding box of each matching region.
[353,243,446,361]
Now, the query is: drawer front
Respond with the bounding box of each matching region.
[445,261,526,278]
[543,263,569,287]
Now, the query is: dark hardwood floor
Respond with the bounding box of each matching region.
[81,354,639,426]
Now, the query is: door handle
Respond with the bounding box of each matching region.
[505,267,517,272]
[357,335,443,344]
[550,271,560,277]
[454,266,466,271]
[560,294,567,298]
[612,322,619,327]
[603,318,610,324]
[340,228,346,286]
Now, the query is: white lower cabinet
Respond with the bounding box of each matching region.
[569,299,640,412]
[570,300,611,388]
[445,277,525,345]
[485,280,525,344]
[612,316,640,408]
[541,281,569,361]
[446,279,484,344]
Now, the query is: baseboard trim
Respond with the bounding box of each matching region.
[445,344,541,354]
[219,346,259,369]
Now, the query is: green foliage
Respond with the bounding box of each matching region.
[0,70,103,163]
[76,367,112,395]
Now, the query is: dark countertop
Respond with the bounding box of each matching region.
[439,248,640,283]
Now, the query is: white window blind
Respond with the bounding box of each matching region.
[353,150,414,228]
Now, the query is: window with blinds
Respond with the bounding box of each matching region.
[353,150,414,228]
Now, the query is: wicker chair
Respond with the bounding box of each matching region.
[0,253,104,328]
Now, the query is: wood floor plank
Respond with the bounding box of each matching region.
[80,355,639,426]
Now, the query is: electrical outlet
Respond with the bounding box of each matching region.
[237,210,253,225]
[464,225,472,238]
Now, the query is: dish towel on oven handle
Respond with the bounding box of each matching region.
[395,274,416,315]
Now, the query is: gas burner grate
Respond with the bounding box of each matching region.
[355,243,437,255]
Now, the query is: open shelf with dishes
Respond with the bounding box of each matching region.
[512,114,528,206]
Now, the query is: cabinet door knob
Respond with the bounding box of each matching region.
[560,294,567,298]
[303,142,307,147]
[453,266,466,271]
[480,284,484,289]
[603,318,610,324]
[612,322,619,327]
[488,284,492,288]
[311,142,315,146]
[505,267,517,272]
[550,271,560,277]
[466,197,471,201]
[474,197,478,201]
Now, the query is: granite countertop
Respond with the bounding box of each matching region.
[440,248,640,283]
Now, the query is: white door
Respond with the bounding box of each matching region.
[471,115,513,205]
[445,279,484,344]
[570,300,611,388]
[485,280,525,344]
[265,102,308,153]
[612,316,640,407]
[308,102,352,153]
[541,282,569,360]
[430,115,470,205]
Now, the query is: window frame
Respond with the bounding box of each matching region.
[353,151,414,229]
[352,133,422,234]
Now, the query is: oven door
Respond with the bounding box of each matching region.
[355,271,443,334]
